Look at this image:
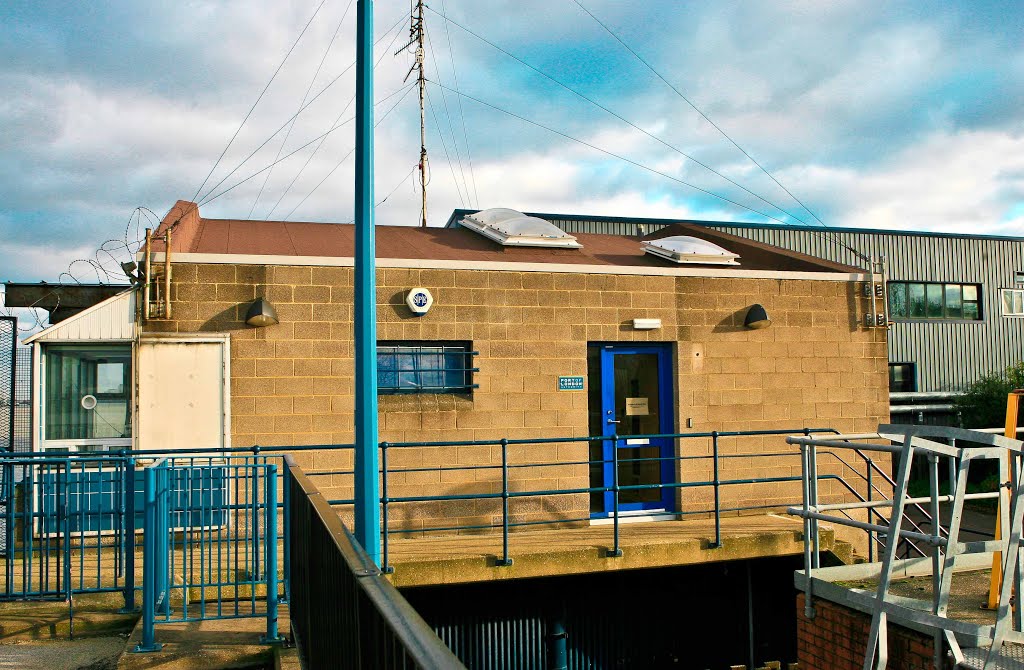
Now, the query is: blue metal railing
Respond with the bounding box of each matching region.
[374,427,865,570]
[0,454,136,608]
[133,456,283,653]
[0,426,900,652]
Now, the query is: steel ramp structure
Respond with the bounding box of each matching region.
[788,424,1024,670]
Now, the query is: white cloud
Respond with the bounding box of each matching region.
[785,128,1024,232]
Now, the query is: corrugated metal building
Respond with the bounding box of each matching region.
[447,210,1024,393]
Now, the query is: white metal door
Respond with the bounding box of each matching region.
[138,338,230,451]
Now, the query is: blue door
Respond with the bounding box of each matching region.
[594,344,674,515]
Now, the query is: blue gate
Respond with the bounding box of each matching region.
[134,456,283,652]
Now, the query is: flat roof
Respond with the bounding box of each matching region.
[153,201,858,274]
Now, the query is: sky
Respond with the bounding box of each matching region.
[1,0,1023,295]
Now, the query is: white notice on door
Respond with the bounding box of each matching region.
[625,397,649,416]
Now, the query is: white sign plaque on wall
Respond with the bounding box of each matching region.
[625,397,649,416]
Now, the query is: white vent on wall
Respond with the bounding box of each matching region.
[460,208,582,248]
[641,236,740,266]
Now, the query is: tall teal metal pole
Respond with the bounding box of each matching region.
[353,0,381,565]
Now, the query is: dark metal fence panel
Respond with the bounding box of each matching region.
[0,317,13,453]
[14,347,31,453]
[0,319,16,556]
[286,455,464,670]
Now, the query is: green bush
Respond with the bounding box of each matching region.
[954,361,1024,429]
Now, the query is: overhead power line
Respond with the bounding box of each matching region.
[166,11,410,233]
[427,79,809,227]
[250,0,357,219]
[192,0,329,205]
[567,0,831,232]
[267,11,409,220]
[282,82,418,220]
[437,0,479,207]
[425,6,817,230]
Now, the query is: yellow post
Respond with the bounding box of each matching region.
[987,391,1024,609]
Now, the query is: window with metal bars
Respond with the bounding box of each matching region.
[377,342,478,394]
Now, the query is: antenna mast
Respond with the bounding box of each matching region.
[399,0,429,227]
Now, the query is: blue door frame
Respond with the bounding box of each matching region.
[597,344,675,515]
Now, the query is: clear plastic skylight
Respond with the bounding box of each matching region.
[641,236,741,265]
[460,208,582,248]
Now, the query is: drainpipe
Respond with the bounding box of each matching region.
[546,610,567,670]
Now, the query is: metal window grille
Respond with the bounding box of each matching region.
[377,342,478,394]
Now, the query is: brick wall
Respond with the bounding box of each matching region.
[796,594,937,670]
[144,262,889,533]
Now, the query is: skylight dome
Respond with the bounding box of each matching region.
[642,236,740,265]
[460,208,582,248]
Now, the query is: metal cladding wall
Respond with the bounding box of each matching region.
[550,217,1024,392]
[707,225,1024,392]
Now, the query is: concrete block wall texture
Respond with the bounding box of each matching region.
[146,262,889,534]
[796,594,936,670]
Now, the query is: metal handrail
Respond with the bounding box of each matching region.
[285,455,465,669]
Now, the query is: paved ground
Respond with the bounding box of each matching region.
[117,607,287,670]
[0,636,126,670]
[0,592,137,670]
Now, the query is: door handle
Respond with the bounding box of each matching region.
[607,419,620,424]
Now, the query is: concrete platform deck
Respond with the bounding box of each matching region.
[385,513,832,588]
[118,606,287,670]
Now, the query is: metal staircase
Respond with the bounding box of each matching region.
[790,424,1024,670]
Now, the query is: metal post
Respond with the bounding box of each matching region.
[747,562,755,670]
[608,435,622,558]
[809,443,820,569]
[261,465,283,644]
[800,444,814,619]
[60,464,73,638]
[497,439,512,566]
[381,443,393,573]
[156,465,169,617]
[353,0,381,566]
[928,453,943,669]
[546,610,568,670]
[281,458,290,603]
[133,465,161,653]
[866,462,874,563]
[122,459,137,612]
[711,431,721,548]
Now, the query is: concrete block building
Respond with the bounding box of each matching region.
[24,201,890,536]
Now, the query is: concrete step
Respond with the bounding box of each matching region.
[0,592,139,642]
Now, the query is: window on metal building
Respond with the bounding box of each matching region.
[887,282,982,321]
[889,363,917,393]
[377,342,478,394]
[1002,288,1024,317]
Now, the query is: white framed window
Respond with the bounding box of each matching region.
[1002,288,1024,317]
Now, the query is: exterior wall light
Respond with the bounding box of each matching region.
[245,297,279,327]
[632,318,662,330]
[744,304,771,329]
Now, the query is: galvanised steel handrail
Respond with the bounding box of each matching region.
[285,455,465,669]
